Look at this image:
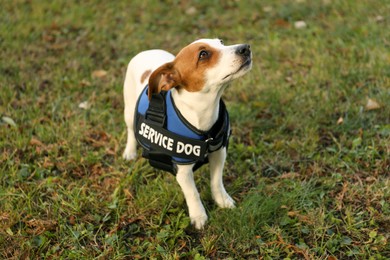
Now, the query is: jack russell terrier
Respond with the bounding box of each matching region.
[122,38,252,229]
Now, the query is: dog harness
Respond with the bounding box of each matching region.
[134,86,231,174]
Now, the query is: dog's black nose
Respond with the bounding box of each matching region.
[236,44,251,58]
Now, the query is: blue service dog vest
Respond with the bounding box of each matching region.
[134,86,231,174]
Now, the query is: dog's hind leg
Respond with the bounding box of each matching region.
[122,63,138,160]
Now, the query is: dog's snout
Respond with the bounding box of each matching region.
[236,44,251,57]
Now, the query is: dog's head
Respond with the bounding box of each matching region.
[148,38,252,99]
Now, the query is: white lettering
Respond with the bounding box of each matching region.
[193,145,201,156]
[176,142,201,156]
[156,132,162,145]
[148,127,155,140]
[139,123,145,135]
[143,124,150,138]
[167,139,174,151]
[184,144,192,155]
[162,136,168,148]
[177,141,184,154]
[139,123,199,156]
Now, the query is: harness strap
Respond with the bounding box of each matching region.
[145,91,166,126]
[205,100,231,153]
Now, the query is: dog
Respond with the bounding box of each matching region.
[122,38,252,229]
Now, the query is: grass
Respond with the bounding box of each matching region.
[1,0,389,258]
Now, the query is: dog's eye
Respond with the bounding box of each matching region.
[220,39,224,45]
[198,50,209,60]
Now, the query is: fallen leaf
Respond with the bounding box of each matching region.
[123,188,134,200]
[279,172,299,179]
[337,117,344,125]
[80,79,92,86]
[105,147,116,156]
[25,218,57,235]
[92,69,108,78]
[294,21,307,29]
[375,15,384,23]
[287,211,299,217]
[6,228,13,236]
[240,92,248,102]
[1,116,17,127]
[365,98,381,110]
[43,157,54,168]
[288,211,314,224]
[365,176,377,183]
[0,213,10,222]
[285,76,293,82]
[274,19,290,28]
[79,101,90,110]
[263,6,273,12]
[48,42,68,50]
[185,6,197,15]
[69,215,76,225]
[30,137,44,146]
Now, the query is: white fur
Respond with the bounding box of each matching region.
[122,50,174,160]
[123,39,251,229]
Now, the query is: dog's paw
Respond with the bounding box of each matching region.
[122,149,137,161]
[215,194,235,209]
[191,214,208,230]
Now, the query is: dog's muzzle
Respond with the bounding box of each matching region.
[235,44,251,59]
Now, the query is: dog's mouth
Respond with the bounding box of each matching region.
[222,58,252,80]
[239,58,252,71]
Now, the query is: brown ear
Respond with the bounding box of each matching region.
[148,62,180,100]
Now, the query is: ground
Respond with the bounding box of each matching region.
[0,0,389,258]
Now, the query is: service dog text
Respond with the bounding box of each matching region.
[138,122,201,157]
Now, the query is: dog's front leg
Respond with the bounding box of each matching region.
[209,148,235,208]
[176,164,207,229]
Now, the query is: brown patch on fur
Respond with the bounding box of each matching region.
[148,63,180,99]
[140,70,152,84]
[174,42,221,92]
[148,42,221,99]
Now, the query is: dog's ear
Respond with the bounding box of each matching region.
[148,62,180,100]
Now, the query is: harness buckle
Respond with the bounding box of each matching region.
[205,138,214,143]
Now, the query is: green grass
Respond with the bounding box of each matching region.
[1,0,389,258]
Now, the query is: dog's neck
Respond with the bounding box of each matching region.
[171,87,225,131]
